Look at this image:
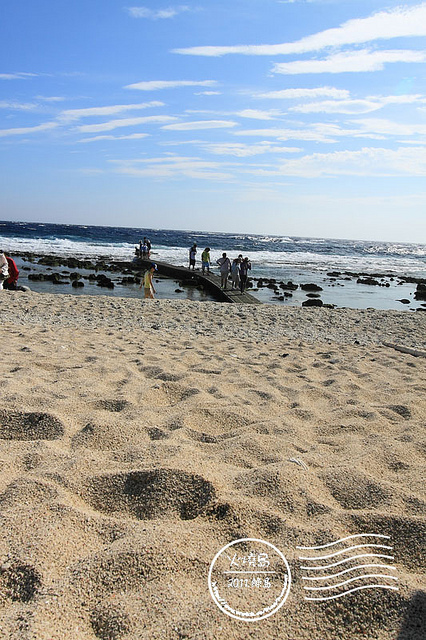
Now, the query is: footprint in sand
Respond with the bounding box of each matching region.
[0,562,42,603]
[0,410,64,441]
[82,469,216,521]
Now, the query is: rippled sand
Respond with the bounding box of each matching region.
[0,292,425,639]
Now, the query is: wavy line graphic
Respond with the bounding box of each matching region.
[304,573,398,592]
[298,543,392,561]
[298,533,398,602]
[302,563,397,581]
[299,553,395,571]
[297,533,390,550]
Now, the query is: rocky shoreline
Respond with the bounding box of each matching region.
[7,251,426,309]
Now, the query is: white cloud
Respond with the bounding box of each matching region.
[236,109,284,120]
[290,94,426,114]
[290,99,383,114]
[60,101,164,121]
[35,95,66,102]
[194,91,222,96]
[256,87,350,99]
[114,155,233,181]
[278,145,426,177]
[272,49,426,74]
[126,5,190,19]
[125,80,217,91]
[200,142,301,157]
[0,101,38,111]
[0,122,58,137]
[0,72,38,80]
[78,133,150,143]
[232,127,339,143]
[77,115,177,133]
[174,3,426,56]
[353,118,426,138]
[162,120,238,131]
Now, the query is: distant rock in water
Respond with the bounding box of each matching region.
[301,283,323,291]
[302,299,323,307]
[279,281,298,291]
[357,277,380,286]
[414,283,426,300]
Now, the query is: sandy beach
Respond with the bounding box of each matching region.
[0,291,425,639]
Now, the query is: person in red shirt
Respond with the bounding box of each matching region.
[3,256,19,290]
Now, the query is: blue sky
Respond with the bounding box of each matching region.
[1,0,426,242]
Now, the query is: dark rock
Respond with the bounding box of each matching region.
[279,281,298,291]
[306,293,321,298]
[302,299,323,307]
[72,280,84,288]
[96,274,114,289]
[414,284,426,301]
[357,277,380,285]
[397,299,410,304]
[175,289,184,293]
[301,283,323,291]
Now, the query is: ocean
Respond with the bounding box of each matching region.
[1,220,425,310]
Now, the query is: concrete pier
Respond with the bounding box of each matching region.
[137,258,261,304]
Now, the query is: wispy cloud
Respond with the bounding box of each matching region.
[125,80,217,91]
[236,109,284,120]
[256,87,350,99]
[60,101,164,121]
[290,94,426,114]
[126,5,190,20]
[278,146,426,177]
[272,49,426,74]
[232,127,341,143]
[0,101,38,111]
[0,72,38,80]
[0,122,58,137]
[35,95,66,102]
[114,155,233,180]
[199,141,301,157]
[174,3,426,56]
[162,120,238,131]
[76,115,177,133]
[78,133,150,143]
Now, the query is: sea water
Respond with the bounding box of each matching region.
[1,221,425,310]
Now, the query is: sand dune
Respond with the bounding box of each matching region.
[0,292,425,639]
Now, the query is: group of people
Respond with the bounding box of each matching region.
[189,244,252,293]
[0,251,20,291]
[137,237,152,259]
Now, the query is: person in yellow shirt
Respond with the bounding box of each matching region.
[139,263,157,299]
[201,247,211,274]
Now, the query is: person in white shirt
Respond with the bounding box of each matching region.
[0,252,9,290]
[216,252,231,289]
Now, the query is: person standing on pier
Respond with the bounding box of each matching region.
[189,243,197,270]
[231,257,241,289]
[217,252,231,289]
[201,247,211,274]
[239,257,251,293]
